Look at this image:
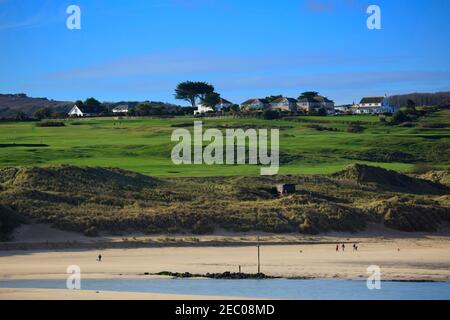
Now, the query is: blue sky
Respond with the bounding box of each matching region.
[0,0,449,105]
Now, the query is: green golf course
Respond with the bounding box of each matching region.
[0,110,449,177]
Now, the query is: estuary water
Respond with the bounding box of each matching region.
[1,278,450,300]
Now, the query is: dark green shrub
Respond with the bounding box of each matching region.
[391,110,411,124]
[346,124,365,133]
[262,110,280,120]
[36,121,65,127]
[306,125,338,132]
[420,122,448,129]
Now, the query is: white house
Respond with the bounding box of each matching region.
[334,104,353,113]
[297,95,335,114]
[193,98,233,115]
[240,98,269,111]
[194,104,214,115]
[270,97,298,112]
[352,97,395,114]
[112,105,129,114]
[68,105,83,117]
[214,98,233,112]
[68,105,101,117]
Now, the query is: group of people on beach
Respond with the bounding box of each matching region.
[336,244,358,252]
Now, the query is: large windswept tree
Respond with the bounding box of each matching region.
[298,91,319,99]
[83,97,106,113]
[201,92,221,110]
[84,97,101,106]
[174,81,215,108]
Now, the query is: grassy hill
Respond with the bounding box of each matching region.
[0,164,449,239]
[0,110,449,177]
[0,94,72,118]
[388,91,450,108]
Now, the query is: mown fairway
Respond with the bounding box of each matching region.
[0,111,449,177]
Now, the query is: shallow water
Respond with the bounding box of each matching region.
[1,278,450,300]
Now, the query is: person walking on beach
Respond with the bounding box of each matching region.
[97,254,102,262]
[336,245,339,252]
[342,244,345,252]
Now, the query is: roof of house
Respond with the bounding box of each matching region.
[112,105,129,111]
[360,97,384,104]
[298,95,333,103]
[241,98,269,105]
[219,98,233,105]
[335,104,353,109]
[271,97,298,104]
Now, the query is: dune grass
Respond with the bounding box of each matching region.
[0,164,448,237]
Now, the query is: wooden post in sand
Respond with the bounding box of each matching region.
[257,236,261,274]
[255,209,261,274]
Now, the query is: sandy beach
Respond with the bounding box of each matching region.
[1,236,449,282]
[1,224,450,299]
[0,288,245,300]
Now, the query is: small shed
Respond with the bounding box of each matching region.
[276,184,296,195]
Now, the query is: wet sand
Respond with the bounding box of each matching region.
[0,288,243,300]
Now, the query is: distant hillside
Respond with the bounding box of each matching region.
[0,94,73,118]
[0,93,185,118]
[388,91,450,108]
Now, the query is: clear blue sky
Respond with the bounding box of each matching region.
[1,0,449,105]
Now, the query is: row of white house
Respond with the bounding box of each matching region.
[68,96,396,117]
[194,95,395,115]
[239,95,335,114]
[194,95,336,115]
